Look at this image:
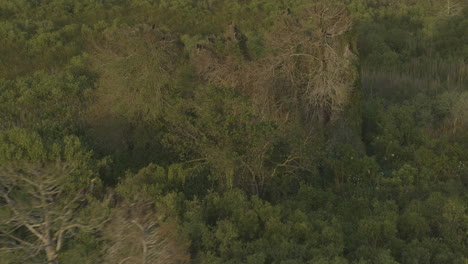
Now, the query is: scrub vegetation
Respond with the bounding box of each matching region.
[0,0,466,263]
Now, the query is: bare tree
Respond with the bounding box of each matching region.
[263,3,356,122]
[0,163,104,264]
[238,133,318,196]
[192,3,357,123]
[103,202,190,264]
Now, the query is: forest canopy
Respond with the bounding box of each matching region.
[0,0,467,263]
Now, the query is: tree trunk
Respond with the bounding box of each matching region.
[45,244,58,264]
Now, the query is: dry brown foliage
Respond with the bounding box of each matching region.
[192,4,357,123]
[103,202,190,264]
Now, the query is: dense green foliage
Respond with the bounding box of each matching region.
[0,0,466,263]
